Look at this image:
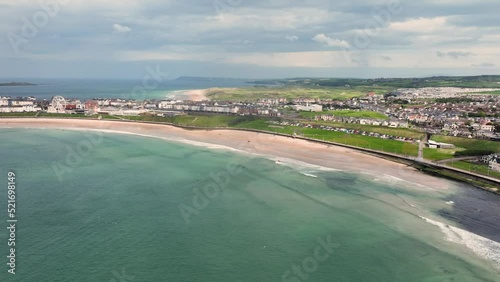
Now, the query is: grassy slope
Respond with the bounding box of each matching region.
[432,135,500,153]
[308,121,425,139]
[449,161,500,179]
[421,135,500,161]
[206,86,393,101]
[423,148,457,161]
[299,110,389,120]
[258,76,500,89]
[0,112,37,117]
[472,90,500,95]
[300,128,419,156]
[423,136,500,178]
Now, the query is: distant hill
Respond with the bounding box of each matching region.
[249,75,500,89]
[0,82,36,86]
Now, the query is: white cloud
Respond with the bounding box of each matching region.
[2,0,500,77]
[116,45,500,70]
[312,34,350,48]
[113,23,131,33]
[285,35,299,42]
[117,49,358,68]
[225,51,344,68]
[116,50,214,62]
[204,8,336,32]
[388,17,449,33]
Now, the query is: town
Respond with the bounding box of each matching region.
[1,86,498,138]
[1,86,499,174]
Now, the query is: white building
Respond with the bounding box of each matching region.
[481,124,495,132]
[490,161,500,172]
[11,100,35,106]
[0,98,11,106]
[0,105,40,113]
[427,140,455,149]
[293,104,323,112]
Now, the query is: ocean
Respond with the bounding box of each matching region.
[0,128,499,281]
[0,78,252,101]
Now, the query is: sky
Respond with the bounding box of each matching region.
[1,0,499,79]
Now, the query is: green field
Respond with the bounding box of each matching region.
[125,114,240,127]
[473,90,500,95]
[206,86,393,101]
[432,135,500,153]
[307,121,425,140]
[422,135,500,161]
[251,75,500,89]
[234,120,419,156]
[448,161,500,179]
[299,110,389,120]
[299,128,419,156]
[423,148,456,161]
[0,112,37,117]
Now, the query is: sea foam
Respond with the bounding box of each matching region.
[421,216,500,269]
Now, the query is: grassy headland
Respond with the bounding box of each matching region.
[250,75,500,89]
[205,86,393,101]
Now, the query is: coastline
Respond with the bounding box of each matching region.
[3,117,500,272]
[0,118,451,190]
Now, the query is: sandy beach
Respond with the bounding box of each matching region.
[178,89,208,101]
[0,118,450,189]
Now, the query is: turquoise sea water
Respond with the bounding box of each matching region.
[0,129,499,281]
[0,78,251,100]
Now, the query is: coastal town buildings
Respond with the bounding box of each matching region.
[292,104,323,112]
[84,100,99,114]
[2,85,499,140]
[481,154,500,172]
[0,97,40,112]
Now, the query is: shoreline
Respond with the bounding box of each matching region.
[0,118,455,190]
[2,117,499,193]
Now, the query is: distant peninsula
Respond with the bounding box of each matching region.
[0,82,36,86]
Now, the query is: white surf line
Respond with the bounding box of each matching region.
[40,126,350,177]
[420,216,500,270]
[358,168,436,190]
[396,194,417,208]
[69,127,251,154]
[82,127,344,174]
[301,172,319,178]
[269,156,344,172]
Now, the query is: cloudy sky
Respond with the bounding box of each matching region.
[1,0,499,79]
